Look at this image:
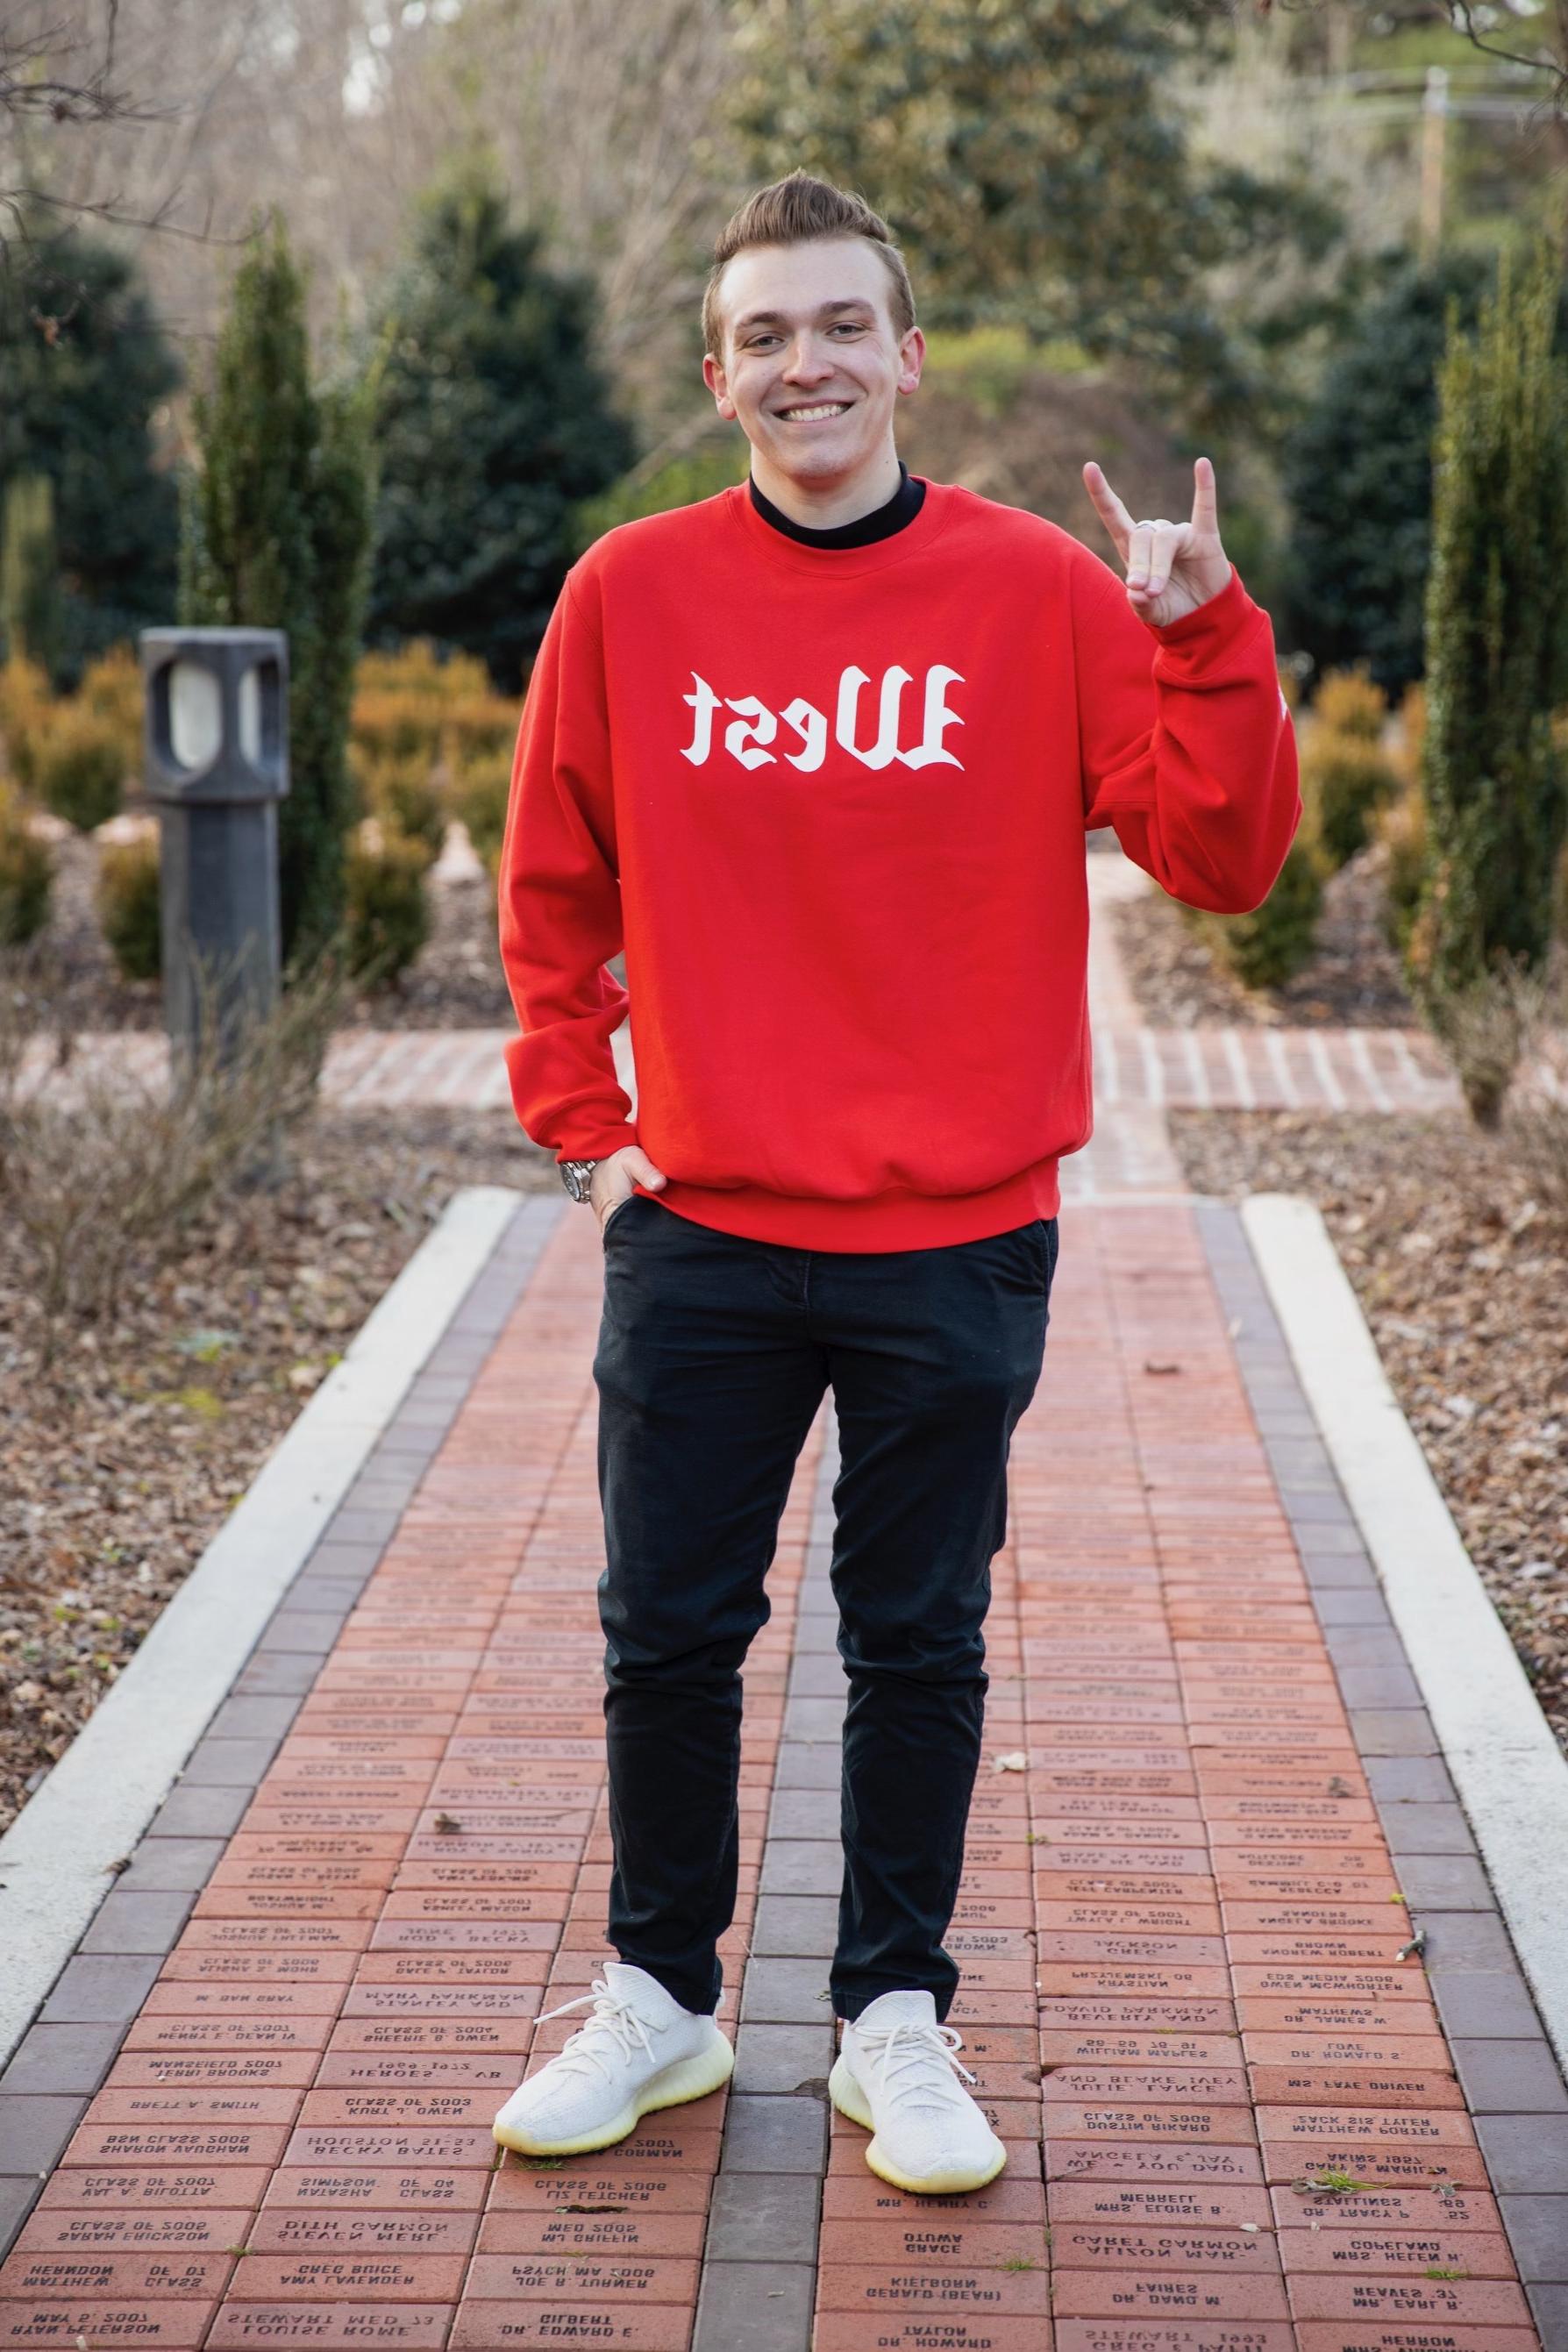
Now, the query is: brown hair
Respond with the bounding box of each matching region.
[702,170,916,360]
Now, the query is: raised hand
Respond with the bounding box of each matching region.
[1081,455,1233,629]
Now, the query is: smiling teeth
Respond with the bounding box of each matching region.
[782,403,846,420]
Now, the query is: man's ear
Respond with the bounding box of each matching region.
[702,351,737,421]
[896,324,926,399]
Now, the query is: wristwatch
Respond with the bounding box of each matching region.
[559,1158,600,1204]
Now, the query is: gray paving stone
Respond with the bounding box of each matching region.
[234,1653,324,1698]
[1350,1708,1439,1756]
[1315,1589,1395,1627]
[719,2094,828,2175]
[1366,1755,1459,1805]
[326,1508,403,1544]
[733,2024,834,2095]
[78,1890,196,1955]
[752,1895,838,1958]
[1476,2114,1568,2193]
[1431,1969,1546,2041]
[787,1657,846,1698]
[1450,2039,1568,2114]
[1419,1911,1521,1972]
[0,2096,89,2172]
[739,1959,835,2025]
[1499,2195,1568,2282]
[304,1541,386,1578]
[1,2022,125,2096]
[1529,2280,1568,2350]
[766,1791,840,1842]
[260,1611,349,1653]
[705,2173,820,2264]
[39,1955,163,2024]
[773,1744,839,1790]
[692,2259,815,2352]
[1336,1665,1425,1710]
[207,1694,304,1741]
[0,2174,41,2261]
[176,1735,280,1785]
[115,1838,227,1893]
[781,1697,846,1742]
[1379,1803,1478,1856]
[148,1784,253,1840]
[789,1619,840,1656]
[1394,1853,1496,1910]
[759,1842,841,1898]
[1300,1553,1379,1589]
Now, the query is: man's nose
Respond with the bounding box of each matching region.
[780,339,836,383]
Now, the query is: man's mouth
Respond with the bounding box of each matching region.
[775,402,850,423]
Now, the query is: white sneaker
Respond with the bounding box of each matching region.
[492,1962,734,2157]
[829,1987,1007,2195]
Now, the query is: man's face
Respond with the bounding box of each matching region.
[703,236,923,486]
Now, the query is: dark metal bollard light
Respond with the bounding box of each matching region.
[139,627,289,1081]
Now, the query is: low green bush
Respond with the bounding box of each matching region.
[345,819,430,986]
[351,746,445,866]
[0,783,53,944]
[34,703,125,830]
[1301,723,1401,870]
[1377,787,1427,953]
[96,828,161,980]
[1203,834,1327,990]
[450,748,510,879]
[1312,659,1386,741]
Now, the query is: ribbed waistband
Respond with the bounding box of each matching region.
[634,1158,1061,1254]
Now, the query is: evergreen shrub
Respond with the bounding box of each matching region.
[35,703,125,830]
[96,827,161,980]
[0,782,53,944]
[345,819,430,984]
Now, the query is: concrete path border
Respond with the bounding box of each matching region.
[1238,1190,1568,2080]
[0,1185,531,2071]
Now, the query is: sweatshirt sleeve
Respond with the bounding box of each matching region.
[496,566,639,1163]
[1071,546,1301,914]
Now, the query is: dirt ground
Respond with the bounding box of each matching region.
[0,1108,555,1832]
[1112,841,1416,1030]
[1172,1107,1568,1760]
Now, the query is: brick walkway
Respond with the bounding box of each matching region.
[4,856,1566,2349]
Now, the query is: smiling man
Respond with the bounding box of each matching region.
[493,171,1300,2196]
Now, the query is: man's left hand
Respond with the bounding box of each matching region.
[1082,454,1232,628]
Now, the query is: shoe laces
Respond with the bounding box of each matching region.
[531,1978,663,2088]
[854,2016,978,2114]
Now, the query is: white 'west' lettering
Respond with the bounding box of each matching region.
[681,666,965,774]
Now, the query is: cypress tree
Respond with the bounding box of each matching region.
[1,473,64,676]
[367,169,635,691]
[0,210,180,683]
[182,218,375,969]
[1412,239,1568,1122]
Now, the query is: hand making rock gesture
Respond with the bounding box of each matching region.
[1082,454,1234,629]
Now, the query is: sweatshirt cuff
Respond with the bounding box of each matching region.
[558,1123,639,1163]
[1146,563,1262,670]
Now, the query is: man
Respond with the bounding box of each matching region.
[491,171,1299,2197]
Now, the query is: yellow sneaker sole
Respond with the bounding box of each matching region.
[493,2030,735,2158]
[828,2051,1009,2196]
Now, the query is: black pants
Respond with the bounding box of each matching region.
[591,1195,1058,2025]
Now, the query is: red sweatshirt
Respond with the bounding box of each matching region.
[496,477,1300,1251]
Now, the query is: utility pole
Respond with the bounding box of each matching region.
[1420,63,1450,261]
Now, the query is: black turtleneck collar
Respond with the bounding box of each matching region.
[748,460,926,551]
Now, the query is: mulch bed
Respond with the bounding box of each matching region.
[1112,842,1416,1030]
[26,827,515,1035]
[1172,1108,1568,1759]
[0,1108,556,1833]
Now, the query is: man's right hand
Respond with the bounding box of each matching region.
[591,1145,668,1237]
